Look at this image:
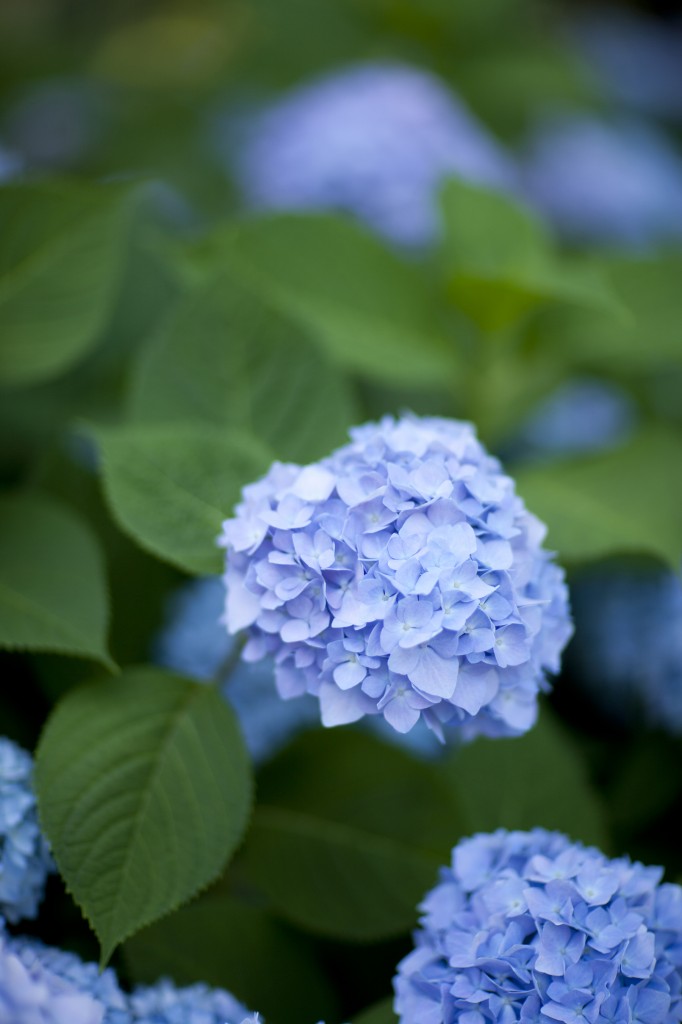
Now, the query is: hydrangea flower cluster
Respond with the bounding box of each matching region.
[231,62,517,246]
[0,928,103,1024]
[516,379,636,461]
[127,978,248,1023]
[569,564,682,734]
[3,927,251,1024]
[394,828,682,1024]
[153,576,319,764]
[523,115,682,248]
[0,738,53,924]
[220,415,572,740]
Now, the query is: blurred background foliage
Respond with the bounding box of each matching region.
[1,1,682,1023]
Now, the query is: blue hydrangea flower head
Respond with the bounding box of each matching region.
[128,977,248,1023]
[0,927,105,1024]
[517,378,636,460]
[8,935,128,1023]
[153,576,319,763]
[523,115,682,248]
[394,828,682,1024]
[220,415,572,740]
[0,738,53,923]
[573,9,682,121]
[232,61,518,246]
[569,564,682,734]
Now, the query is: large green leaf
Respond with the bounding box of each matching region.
[439,180,622,330]
[0,493,113,668]
[513,427,682,567]
[238,730,465,941]
[124,893,338,1022]
[537,253,682,370]
[208,213,460,387]
[35,667,252,964]
[0,182,134,387]
[443,706,608,848]
[94,422,272,574]
[128,274,357,463]
[354,997,398,1024]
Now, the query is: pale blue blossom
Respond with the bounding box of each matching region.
[127,978,248,1023]
[0,739,53,924]
[220,415,572,740]
[0,928,104,1024]
[232,62,518,246]
[524,116,682,247]
[394,829,682,1024]
[569,564,682,734]
[516,379,636,460]
[573,9,682,121]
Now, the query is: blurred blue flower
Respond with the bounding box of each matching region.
[0,142,22,182]
[9,934,128,1023]
[127,978,248,1024]
[394,828,682,1024]
[231,62,518,246]
[0,738,53,924]
[153,576,319,764]
[2,77,108,172]
[523,116,682,248]
[220,415,572,741]
[0,926,105,1024]
[516,378,636,460]
[569,564,682,734]
[573,9,682,121]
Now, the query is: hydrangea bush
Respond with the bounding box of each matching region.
[220,415,572,738]
[395,828,682,1024]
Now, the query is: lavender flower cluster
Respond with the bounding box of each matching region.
[232,62,517,246]
[0,739,53,924]
[395,828,682,1024]
[220,415,572,740]
[1,925,250,1024]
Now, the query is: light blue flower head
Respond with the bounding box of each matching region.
[0,927,105,1024]
[128,977,248,1024]
[232,61,517,246]
[0,738,53,924]
[220,415,572,741]
[569,564,682,734]
[523,115,682,248]
[7,935,128,1023]
[394,828,682,1024]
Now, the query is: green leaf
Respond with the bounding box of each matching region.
[513,427,682,567]
[124,893,338,1022]
[35,666,252,964]
[128,273,357,463]
[443,706,608,848]
[354,996,398,1024]
[536,253,682,371]
[207,213,459,387]
[439,180,622,330]
[238,730,465,941]
[93,422,272,574]
[0,182,134,387]
[0,493,113,668]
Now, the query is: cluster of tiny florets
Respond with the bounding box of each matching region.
[232,62,517,246]
[220,415,572,740]
[0,738,53,924]
[394,828,682,1024]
